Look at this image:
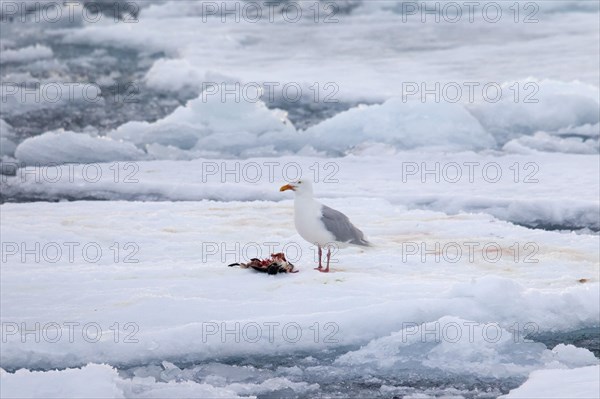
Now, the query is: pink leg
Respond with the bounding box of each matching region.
[319,247,331,273]
[314,245,323,270]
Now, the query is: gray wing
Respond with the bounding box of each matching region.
[321,205,370,246]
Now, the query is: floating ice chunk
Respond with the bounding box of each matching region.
[108,94,298,155]
[145,58,205,93]
[336,316,598,379]
[542,344,600,369]
[0,44,53,64]
[503,131,599,154]
[15,130,146,165]
[305,98,495,152]
[336,316,548,379]
[502,365,600,398]
[0,364,125,399]
[469,79,600,144]
[0,363,246,399]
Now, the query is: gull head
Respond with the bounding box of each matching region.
[279,179,313,196]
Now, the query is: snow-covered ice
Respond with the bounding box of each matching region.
[1,0,599,397]
[1,191,599,396]
[3,152,599,231]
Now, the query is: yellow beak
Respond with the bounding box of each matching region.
[280,184,294,192]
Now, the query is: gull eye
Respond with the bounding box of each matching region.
[297,180,302,184]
